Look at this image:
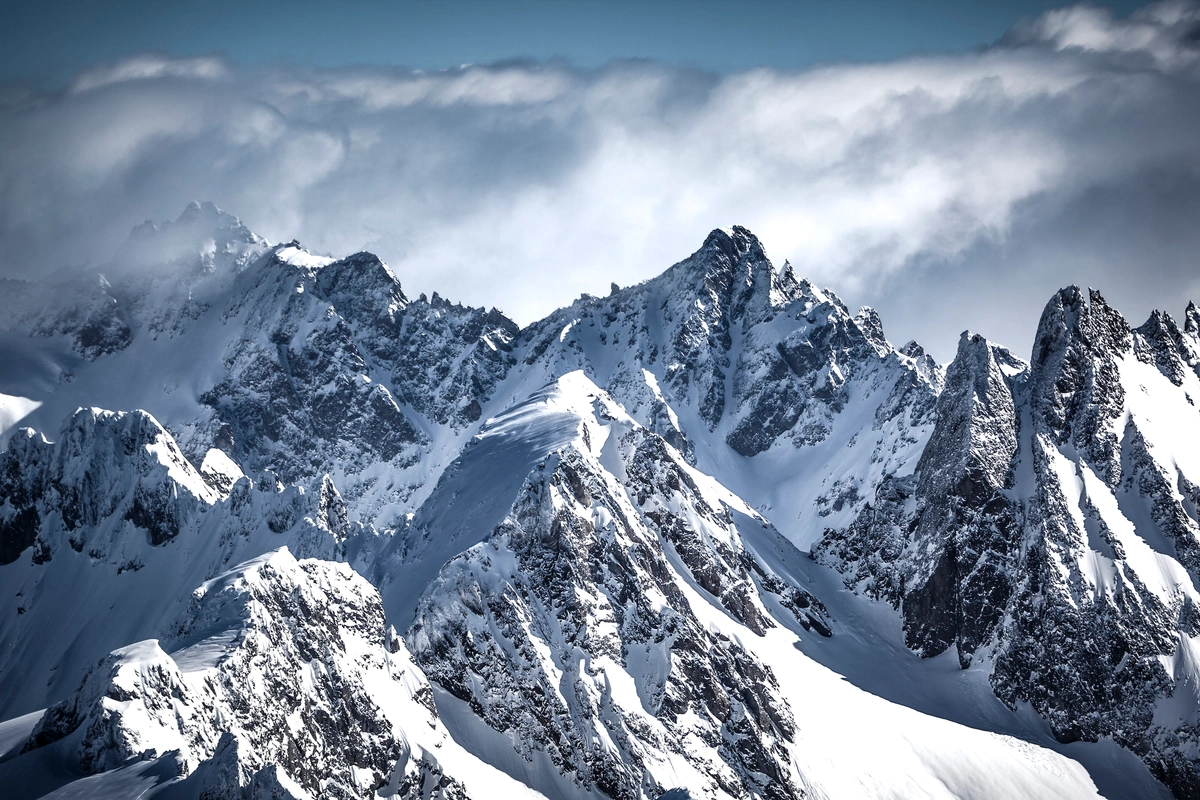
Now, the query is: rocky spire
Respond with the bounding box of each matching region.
[1029,286,1130,485]
[903,331,1023,665]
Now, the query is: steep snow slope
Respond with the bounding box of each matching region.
[403,372,1104,800]
[4,204,1200,797]
[819,289,1200,798]
[0,547,543,800]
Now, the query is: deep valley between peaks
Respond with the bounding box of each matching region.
[1,202,1199,799]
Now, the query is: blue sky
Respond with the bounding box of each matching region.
[5,0,1147,83]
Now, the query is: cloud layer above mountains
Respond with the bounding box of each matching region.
[2,2,1199,359]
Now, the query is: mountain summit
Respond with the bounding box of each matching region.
[1,206,1196,799]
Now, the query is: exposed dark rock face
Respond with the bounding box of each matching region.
[408,421,807,800]
[818,286,1200,798]
[198,249,426,485]
[903,333,1024,664]
[195,245,519,511]
[1135,310,1195,386]
[991,290,1200,799]
[0,409,215,564]
[312,252,519,429]
[816,332,1024,666]
[19,549,471,799]
[1029,287,1130,485]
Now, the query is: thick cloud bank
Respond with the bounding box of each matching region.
[2,2,1199,358]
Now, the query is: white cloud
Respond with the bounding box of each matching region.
[1007,0,1200,68]
[69,54,230,93]
[2,2,1199,359]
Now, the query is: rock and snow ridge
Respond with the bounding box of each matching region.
[0,202,1195,798]
[406,374,808,800]
[817,288,1200,798]
[5,546,537,799]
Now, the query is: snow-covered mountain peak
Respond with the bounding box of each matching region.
[815,282,1200,796]
[0,406,220,567]
[482,369,636,442]
[373,370,642,629]
[314,251,410,328]
[1132,306,1200,388]
[702,224,765,258]
[1028,285,1132,483]
[852,304,887,348]
[1033,285,1132,366]
[117,200,268,279]
[12,546,526,798]
[0,202,275,361]
[13,405,213,503]
[657,225,786,320]
[10,209,1200,797]
[176,199,231,223]
[954,329,1029,377]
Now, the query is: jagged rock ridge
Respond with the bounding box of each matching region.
[1,204,1189,798]
[13,547,523,799]
[818,287,1200,798]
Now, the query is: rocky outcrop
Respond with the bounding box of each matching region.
[19,548,470,799]
[0,408,218,565]
[816,332,1024,665]
[407,377,809,800]
[819,287,1200,798]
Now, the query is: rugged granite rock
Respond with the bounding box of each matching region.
[817,287,1200,798]
[17,548,477,799]
[3,206,1194,797]
[406,378,808,800]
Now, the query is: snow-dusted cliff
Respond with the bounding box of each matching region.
[1,203,1195,798]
